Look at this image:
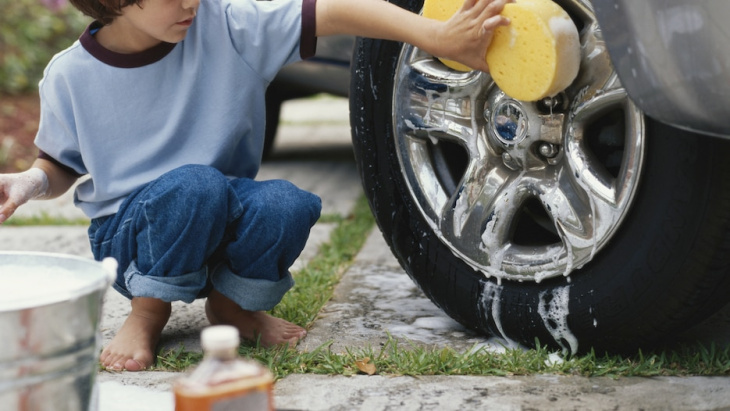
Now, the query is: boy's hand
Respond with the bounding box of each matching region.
[435,0,514,73]
[0,168,49,224]
[315,0,511,73]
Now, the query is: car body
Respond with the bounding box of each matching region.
[593,0,730,137]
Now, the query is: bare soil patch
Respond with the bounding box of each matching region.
[0,93,41,173]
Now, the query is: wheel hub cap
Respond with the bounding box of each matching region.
[391,0,646,283]
[491,100,528,145]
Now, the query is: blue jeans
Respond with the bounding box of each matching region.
[88,165,321,311]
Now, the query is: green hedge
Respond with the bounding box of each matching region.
[0,1,90,94]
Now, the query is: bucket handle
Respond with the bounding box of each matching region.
[101,257,118,285]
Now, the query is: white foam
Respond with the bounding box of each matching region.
[547,15,581,97]
[545,352,565,366]
[538,286,579,355]
[0,264,99,310]
[480,281,519,348]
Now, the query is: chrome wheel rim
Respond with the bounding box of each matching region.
[392,0,645,282]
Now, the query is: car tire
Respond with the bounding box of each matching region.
[350,0,730,353]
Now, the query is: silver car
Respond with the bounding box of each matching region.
[265,35,354,157]
[272,0,730,353]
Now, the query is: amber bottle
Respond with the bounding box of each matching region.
[174,326,274,411]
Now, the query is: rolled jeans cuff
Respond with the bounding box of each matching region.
[115,261,208,303]
[211,264,294,311]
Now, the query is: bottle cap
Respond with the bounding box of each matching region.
[201,325,240,351]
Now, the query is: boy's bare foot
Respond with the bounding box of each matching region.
[100,297,171,371]
[205,289,306,348]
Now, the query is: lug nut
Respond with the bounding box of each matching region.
[501,152,522,170]
[539,143,559,158]
[542,96,559,109]
[537,93,565,114]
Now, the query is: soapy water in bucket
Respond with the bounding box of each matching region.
[0,264,102,310]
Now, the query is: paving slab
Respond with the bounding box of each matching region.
[0,225,93,258]
[275,374,730,411]
[299,230,507,354]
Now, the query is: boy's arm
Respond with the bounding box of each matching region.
[315,0,512,73]
[0,158,78,224]
[31,158,79,199]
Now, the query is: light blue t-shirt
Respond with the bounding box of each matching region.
[35,0,313,218]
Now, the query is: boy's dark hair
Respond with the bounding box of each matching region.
[69,0,143,25]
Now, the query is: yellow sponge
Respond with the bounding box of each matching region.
[422,0,473,72]
[423,0,581,101]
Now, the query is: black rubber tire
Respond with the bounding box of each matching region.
[349,0,730,354]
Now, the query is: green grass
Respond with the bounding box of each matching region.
[258,338,730,379]
[152,194,730,379]
[270,198,375,327]
[2,212,89,226]
[159,335,730,380]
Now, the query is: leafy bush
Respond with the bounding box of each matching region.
[0,0,90,94]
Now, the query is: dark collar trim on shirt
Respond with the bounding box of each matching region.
[79,21,177,68]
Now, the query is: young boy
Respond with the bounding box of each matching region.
[0,0,511,371]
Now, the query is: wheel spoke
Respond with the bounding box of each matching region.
[440,163,530,269]
[398,54,488,147]
[560,88,644,257]
[567,89,631,205]
[567,13,622,101]
[538,170,598,271]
